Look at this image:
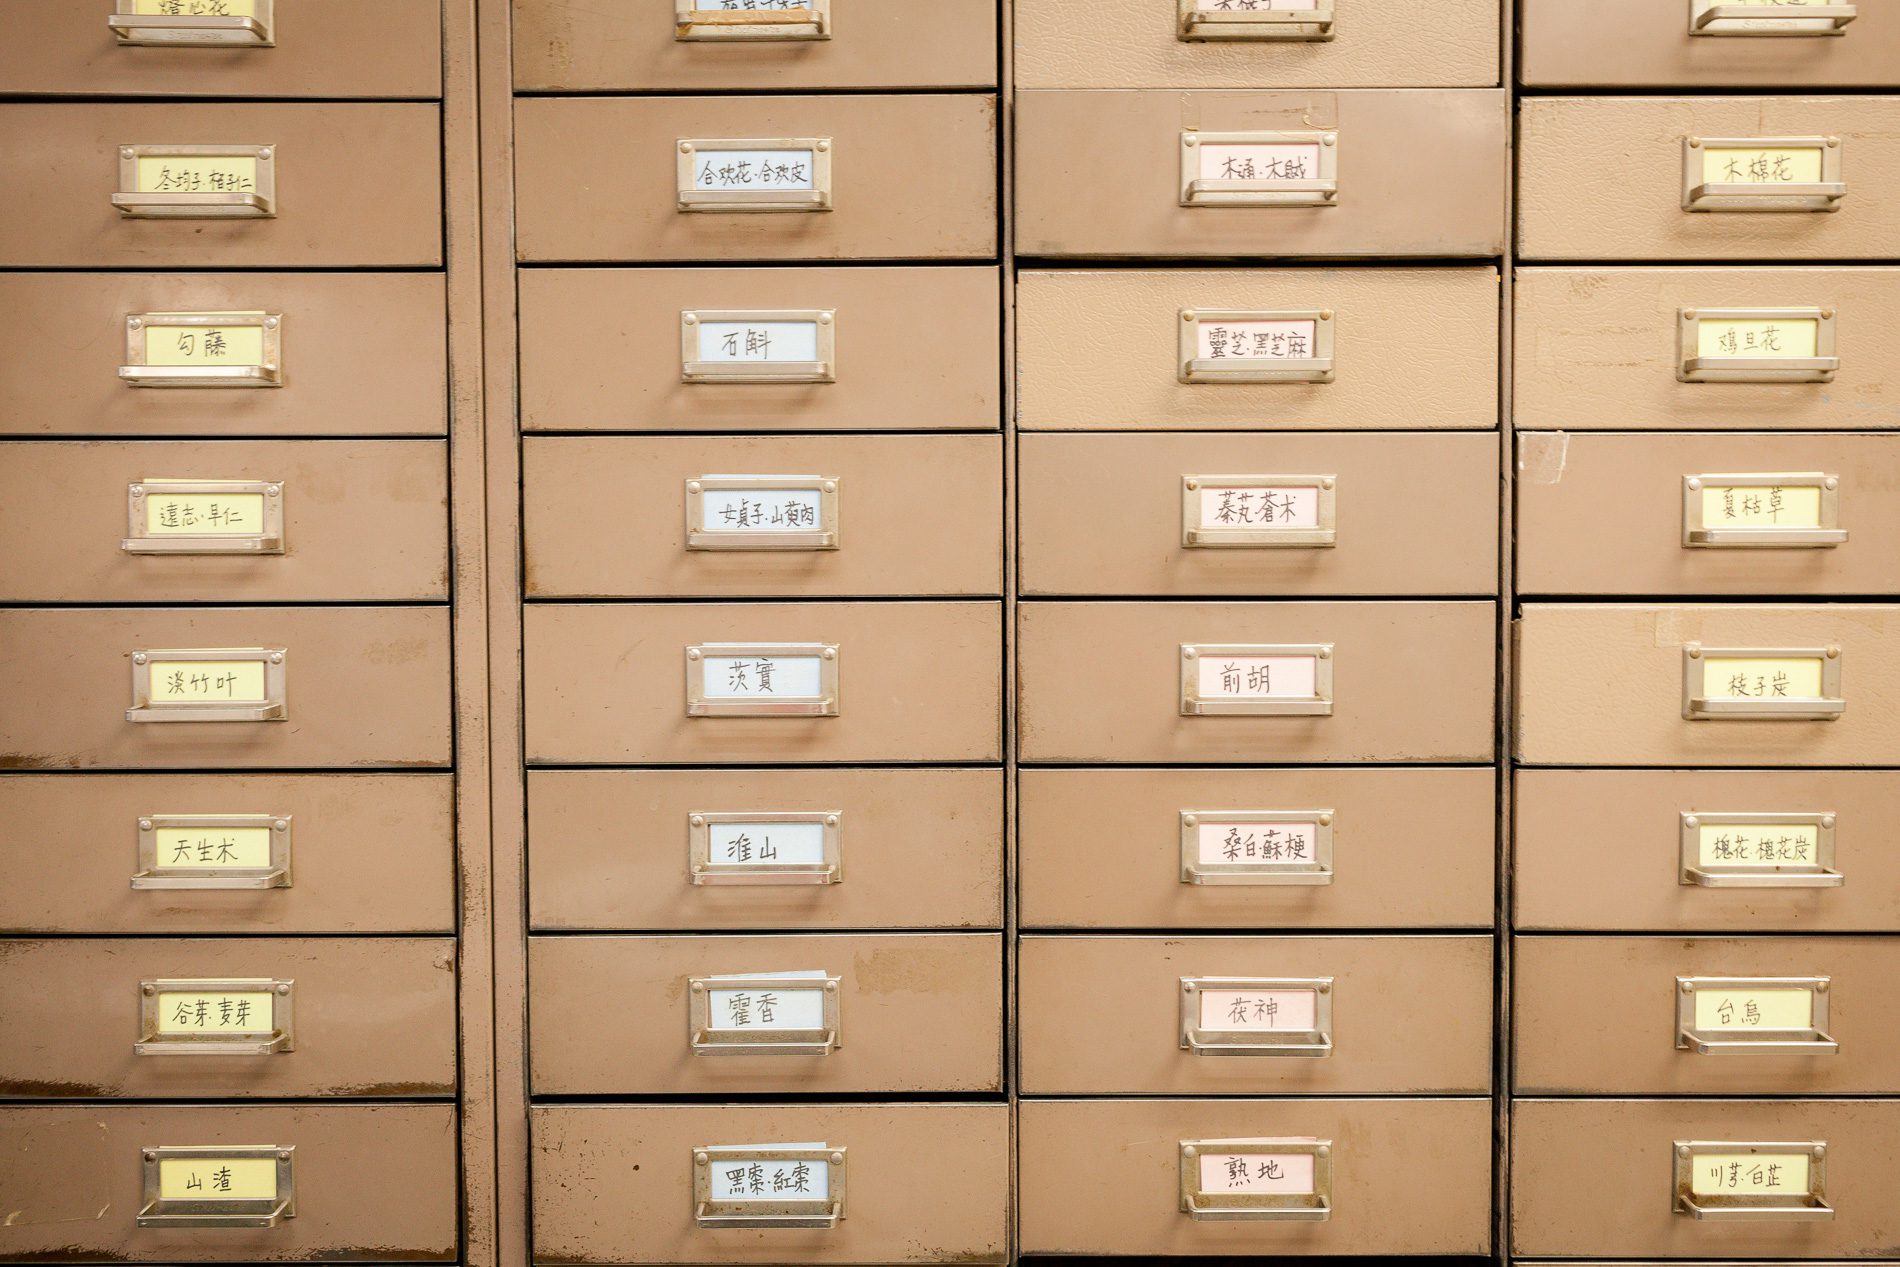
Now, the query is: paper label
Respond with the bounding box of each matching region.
[1197,1152,1316,1195]
[1691,1152,1811,1197]
[1702,656,1825,701]
[700,490,823,534]
[1197,654,1318,700]
[1198,486,1319,529]
[709,1155,831,1201]
[144,494,267,537]
[149,660,268,704]
[154,826,274,870]
[155,990,275,1035]
[158,1155,277,1202]
[1694,987,1815,1031]
[1196,320,1318,361]
[1198,988,1318,1031]
[1196,821,1319,865]
[144,321,267,368]
[1698,822,1821,867]
[1697,319,1820,360]
[692,151,815,192]
[1703,147,1824,186]
[707,820,826,867]
[700,655,824,700]
[1199,144,1322,183]
[134,155,258,196]
[1699,484,1823,530]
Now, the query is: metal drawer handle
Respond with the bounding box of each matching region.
[138,1145,295,1228]
[1678,1193,1835,1220]
[136,977,294,1055]
[675,0,830,40]
[1181,977,1333,1057]
[1691,2,1855,35]
[110,1,275,47]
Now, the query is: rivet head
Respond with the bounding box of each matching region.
[1183,815,1198,827]
[679,142,694,154]
[142,983,156,995]
[1686,478,1701,491]
[275,983,289,995]
[1182,311,1196,322]
[1681,980,1695,993]
[1184,648,1197,659]
[1687,645,1702,659]
[269,652,283,665]
[138,818,154,831]
[1320,478,1334,490]
[1317,647,1331,660]
[822,647,836,660]
[257,149,271,160]
[1185,480,1198,492]
[277,1150,291,1161]
[687,649,701,661]
[1318,813,1332,826]
[1822,309,1836,320]
[1827,645,1840,659]
[1688,137,1702,148]
[274,819,289,831]
[1317,982,1330,995]
[1683,309,1698,321]
[1816,980,1829,993]
[1316,1145,1330,1158]
[1814,1145,1826,1158]
[131,485,145,497]
[1826,136,1839,148]
[1183,982,1196,992]
[823,981,837,992]
[263,317,278,330]
[829,1152,844,1165]
[817,312,832,325]
[1684,815,1699,829]
[825,814,838,827]
[1184,136,1198,147]
[128,317,143,330]
[1825,477,1838,491]
[133,653,148,665]
[691,864,704,874]
[695,1152,709,1166]
[121,147,136,159]
[691,982,704,993]
[689,814,705,827]
[685,481,701,494]
[266,485,280,497]
[144,1150,157,1161]
[1678,1144,1692,1157]
[1319,310,1334,321]
[822,481,836,494]
[1822,815,1836,829]
[683,314,697,325]
[1182,1146,1198,1159]
[1322,134,1336,146]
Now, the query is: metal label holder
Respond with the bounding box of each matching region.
[1180,809,1335,886]
[1676,975,1837,1054]
[1681,643,1843,720]
[111,0,276,46]
[685,475,840,552]
[136,978,295,1056]
[138,1145,295,1228]
[688,973,841,1055]
[1180,976,1334,1056]
[1179,1138,1333,1221]
[114,144,276,218]
[681,309,835,384]
[1180,643,1334,716]
[121,312,283,389]
[1677,308,1838,384]
[1180,131,1338,207]
[134,813,293,890]
[1680,810,1842,889]
[1690,0,1854,35]
[685,642,840,717]
[1682,136,1844,212]
[124,480,285,555]
[1178,0,1335,41]
[677,137,832,212]
[1674,1140,1833,1220]
[675,0,830,40]
[693,1145,845,1228]
[1182,474,1338,548]
[689,810,843,886]
[1682,472,1844,548]
[128,647,289,723]
[1178,309,1335,384]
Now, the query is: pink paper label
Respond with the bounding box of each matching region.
[1199,1152,1316,1195]
[1199,989,1318,1031]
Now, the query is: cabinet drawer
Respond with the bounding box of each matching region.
[1018,269,1499,431]
[0,0,442,99]
[1020,935,1491,1095]
[0,938,455,1099]
[531,1103,1009,1265]
[530,933,1001,1095]
[0,1104,456,1262]
[1513,1098,1900,1258]
[513,0,996,92]
[1518,433,1900,596]
[1519,97,1900,261]
[1516,603,1900,768]
[1017,0,1499,89]
[526,601,1002,765]
[1521,0,1900,89]
[0,606,451,770]
[1514,267,1900,432]
[1020,1098,1491,1255]
[1017,89,1507,258]
[525,434,1002,598]
[0,273,447,439]
[1021,767,1495,930]
[520,266,1000,433]
[0,772,454,935]
[1516,769,1900,933]
[515,95,997,263]
[1517,936,1900,1096]
[1019,601,1495,764]
[0,441,448,603]
[528,768,1003,931]
[1021,432,1497,596]
[0,103,442,268]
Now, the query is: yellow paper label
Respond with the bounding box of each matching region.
[149,660,268,704]
[131,0,260,14]
[1699,823,1820,867]
[1702,656,1824,701]
[1703,147,1824,186]
[1700,484,1823,530]
[145,494,266,536]
[155,826,273,870]
[156,990,276,1035]
[134,155,259,196]
[1697,319,1819,360]
[157,1155,278,1202]
[1695,987,1814,1031]
[144,322,267,369]
[1691,1152,1810,1197]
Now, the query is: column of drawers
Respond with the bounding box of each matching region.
[1012,0,1505,1255]
[1513,5,1900,1261]
[509,4,1009,1262]
[0,3,460,1262]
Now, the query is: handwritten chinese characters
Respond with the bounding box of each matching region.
[1200,654,1316,701]
[161,826,273,870]
[1700,482,1824,531]
[696,320,820,366]
[702,654,822,699]
[709,1155,830,1201]
[1695,986,1815,1032]
[150,659,268,704]
[707,982,828,1032]
[157,1155,278,1202]
[1197,820,1318,867]
[1197,319,1317,362]
[144,322,268,370]
[693,149,816,192]
[709,819,827,868]
[1199,142,1322,185]
[1200,987,1319,1033]
[1698,821,1821,867]
[704,0,809,8]
[144,493,266,537]
[1702,655,1823,701]
[1697,317,1821,362]
[1194,0,1320,9]
[155,989,275,1035]
[1200,485,1320,530]
[132,0,257,14]
[1702,146,1824,187]
[134,155,258,196]
[701,490,823,535]
[1198,1150,1316,1195]
[1690,1151,1811,1197]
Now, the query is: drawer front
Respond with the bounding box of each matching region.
[0,103,442,268]
[531,1103,1010,1265]
[515,95,997,263]
[1518,433,1900,597]
[0,938,455,1098]
[1513,1098,1900,1258]
[0,0,443,99]
[1016,89,1508,258]
[1020,935,1492,1094]
[1516,769,1900,934]
[1020,1098,1491,1255]
[1513,267,1900,432]
[0,1103,456,1262]
[1018,269,1499,431]
[528,768,1004,931]
[525,601,1003,765]
[1016,0,1499,89]
[1019,601,1496,764]
[0,606,452,770]
[1519,97,1900,261]
[1021,767,1496,930]
[1517,936,1900,1096]
[0,441,448,603]
[1516,603,1900,767]
[0,772,454,935]
[525,434,1003,598]
[529,933,1002,1095]
[1021,432,1498,596]
[513,0,996,92]
[1521,0,1900,89]
[0,273,448,439]
[520,266,1001,433]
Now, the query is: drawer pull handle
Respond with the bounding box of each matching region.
[1180,810,1334,885]
[110,1,275,47]
[689,810,843,885]
[1181,643,1333,716]
[688,972,842,1055]
[1681,471,1845,549]
[1180,1139,1332,1221]
[1681,643,1844,721]
[124,480,286,556]
[127,648,289,724]
[675,1,830,41]
[138,1145,295,1228]
[681,309,837,385]
[686,642,840,717]
[1178,1,1335,41]
[114,144,276,219]
[136,978,295,1056]
[134,814,294,890]
[693,1145,845,1228]
[1674,1140,1832,1220]
[1676,308,1838,384]
[1690,1,1854,35]
[1177,310,1335,386]
[1180,131,1338,208]
[678,138,833,213]
[1682,136,1844,212]
[1182,472,1337,548]
[1676,975,1837,1054]
[1180,976,1333,1057]
[120,311,284,390]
